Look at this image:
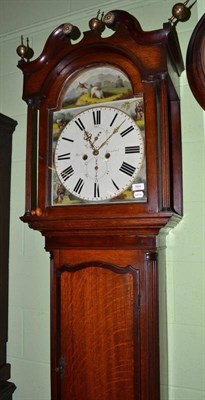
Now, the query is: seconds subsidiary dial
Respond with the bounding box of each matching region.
[54,106,144,202]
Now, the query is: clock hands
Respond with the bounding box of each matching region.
[82,119,126,159]
[83,129,104,157]
[97,119,126,151]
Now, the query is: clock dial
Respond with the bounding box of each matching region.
[54,106,144,202]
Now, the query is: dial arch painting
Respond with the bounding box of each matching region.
[51,65,146,205]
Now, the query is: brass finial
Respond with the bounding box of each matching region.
[25,38,34,61]
[89,10,105,34]
[62,23,81,40]
[169,0,197,25]
[16,35,34,61]
[16,35,27,59]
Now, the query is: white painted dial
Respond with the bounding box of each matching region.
[54,106,144,202]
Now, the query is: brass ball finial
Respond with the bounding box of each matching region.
[16,35,34,61]
[16,35,27,59]
[62,23,81,40]
[172,2,191,21]
[89,10,105,34]
[169,0,197,24]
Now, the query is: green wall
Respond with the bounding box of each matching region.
[0,0,204,399]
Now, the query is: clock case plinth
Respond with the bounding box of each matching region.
[18,10,184,400]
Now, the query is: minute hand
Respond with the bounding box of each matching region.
[97,120,126,151]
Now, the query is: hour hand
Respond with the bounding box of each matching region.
[83,129,96,151]
[83,129,92,141]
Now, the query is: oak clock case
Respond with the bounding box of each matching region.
[17,10,184,400]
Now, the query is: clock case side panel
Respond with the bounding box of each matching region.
[0,114,17,397]
[142,74,183,217]
[168,81,183,216]
[24,102,38,213]
[155,74,183,216]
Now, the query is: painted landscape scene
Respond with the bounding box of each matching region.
[61,66,133,109]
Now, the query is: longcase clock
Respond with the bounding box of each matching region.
[17,10,184,400]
